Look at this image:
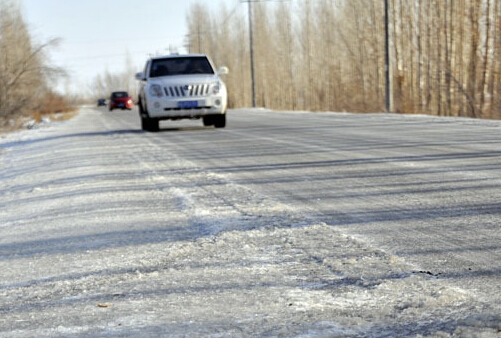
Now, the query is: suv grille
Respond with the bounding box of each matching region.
[164,84,210,97]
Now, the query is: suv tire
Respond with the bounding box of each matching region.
[141,116,159,132]
[139,99,159,132]
[214,114,226,128]
[203,115,214,126]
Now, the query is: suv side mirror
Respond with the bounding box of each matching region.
[135,72,146,81]
[217,66,229,76]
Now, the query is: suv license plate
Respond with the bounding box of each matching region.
[177,101,198,109]
[178,101,198,109]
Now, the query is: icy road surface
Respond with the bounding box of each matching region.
[1,107,500,337]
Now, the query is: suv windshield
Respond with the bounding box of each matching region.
[150,57,214,77]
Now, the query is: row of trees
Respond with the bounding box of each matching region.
[186,0,501,119]
[88,52,138,102]
[0,0,67,127]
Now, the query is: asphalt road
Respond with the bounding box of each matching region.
[119,106,501,317]
[1,106,501,337]
[118,107,501,294]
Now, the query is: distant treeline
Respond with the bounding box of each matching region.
[186,0,501,119]
[88,53,138,103]
[0,0,69,127]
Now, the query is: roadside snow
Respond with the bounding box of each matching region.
[0,108,500,337]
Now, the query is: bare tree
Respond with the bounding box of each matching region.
[185,0,501,120]
[0,0,64,124]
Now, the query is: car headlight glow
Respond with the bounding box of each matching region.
[149,84,163,97]
[212,81,221,95]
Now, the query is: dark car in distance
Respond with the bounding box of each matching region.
[109,91,133,111]
[97,98,106,106]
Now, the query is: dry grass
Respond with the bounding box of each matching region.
[31,108,78,123]
[0,93,79,134]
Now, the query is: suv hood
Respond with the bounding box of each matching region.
[149,74,220,86]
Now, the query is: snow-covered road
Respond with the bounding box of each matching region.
[1,107,500,337]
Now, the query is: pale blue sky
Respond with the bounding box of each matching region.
[19,0,236,94]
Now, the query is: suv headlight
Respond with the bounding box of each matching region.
[212,81,221,95]
[149,84,163,97]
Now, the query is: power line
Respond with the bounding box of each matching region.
[60,35,187,46]
[185,2,241,52]
[187,0,288,107]
[222,3,241,27]
[59,50,158,63]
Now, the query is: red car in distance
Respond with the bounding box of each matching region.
[109,91,133,111]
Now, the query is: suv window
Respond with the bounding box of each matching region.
[111,92,128,98]
[149,57,214,78]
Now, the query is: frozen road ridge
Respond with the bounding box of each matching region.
[0,107,500,337]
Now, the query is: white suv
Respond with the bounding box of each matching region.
[136,54,228,131]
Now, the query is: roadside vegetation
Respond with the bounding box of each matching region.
[187,0,501,119]
[0,0,75,132]
[88,52,138,104]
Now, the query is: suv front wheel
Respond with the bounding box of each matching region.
[204,114,226,128]
[203,115,215,126]
[139,100,159,131]
[141,116,159,132]
[214,114,226,128]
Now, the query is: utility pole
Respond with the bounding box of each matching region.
[384,0,391,112]
[241,0,287,108]
[247,0,256,107]
[198,27,202,53]
[185,34,192,54]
